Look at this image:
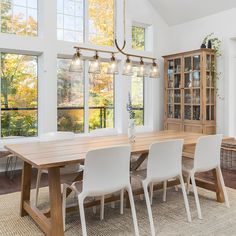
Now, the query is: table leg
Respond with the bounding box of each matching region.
[20,161,32,217]
[212,168,225,203]
[48,167,64,236]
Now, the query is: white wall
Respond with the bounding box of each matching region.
[167,8,236,135]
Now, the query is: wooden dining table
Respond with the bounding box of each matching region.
[5,130,234,236]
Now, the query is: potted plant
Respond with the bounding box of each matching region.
[202,33,224,99]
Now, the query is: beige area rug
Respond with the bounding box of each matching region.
[0,186,236,236]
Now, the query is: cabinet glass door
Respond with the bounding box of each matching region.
[167,58,182,119]
[206,54,215,121]
[184,54,201,121]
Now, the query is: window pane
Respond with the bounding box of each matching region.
[57,0,84,42]
[0,53,38,137]
[131,67,144,125]
[89,62,114,131]
[0,0,38,36]
[88,0,114,46]
[132,26,145,50]
[57,58,84,133]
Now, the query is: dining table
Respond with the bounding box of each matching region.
[5,130,234,236]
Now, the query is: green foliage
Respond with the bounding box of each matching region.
[132,26,145,50]
[203,33,222,56]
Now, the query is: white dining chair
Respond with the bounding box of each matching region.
[132,140,191,236]
[89,128,120,215]
[35,132,83,206]
[182,134,229,219]
[62,145,139,236]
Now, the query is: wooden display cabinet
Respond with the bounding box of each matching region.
[163,49,216,134]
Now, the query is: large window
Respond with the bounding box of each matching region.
[88,0,114,46]
[89,62,114,130]
[131,67,144,126]
[57,58,84,133]
[0,0,38,36]
[57,0,84,42]
[132,25,145,50]
[57,0,114,46]
[57,60,114,133]
[0,53,38,137]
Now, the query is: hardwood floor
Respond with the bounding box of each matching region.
[0,168,236,195]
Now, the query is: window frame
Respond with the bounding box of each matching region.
[57,56,116,134]
[0,51,39,138]
[0,0,38,36]
[57,0,115,47]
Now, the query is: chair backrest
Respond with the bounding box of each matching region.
[194,134,223,172]
[89,128,118,137]
[82,145,131,196]
[39,132,75,141]
[146,139,184,181]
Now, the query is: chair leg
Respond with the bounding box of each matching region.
[100,195,105,220]
[216,166,230,208]
[92,197,96,214]
[142,182,155,236]
[127,185,140,236]
[120,189,124,215]
[186,174,191,195]
[190,173,202,219]
[178,175,191,222]
[35,169,42,207]
[163,181,167,202]
[150,182,154,205]
[62,185,67,231]
[78,195,87,236]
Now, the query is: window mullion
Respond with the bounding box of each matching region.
[84,61,89,133]
[84,0,89,44]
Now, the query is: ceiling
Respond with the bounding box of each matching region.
[149,0,236,26]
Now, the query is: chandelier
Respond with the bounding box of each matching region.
[70,0,160,78]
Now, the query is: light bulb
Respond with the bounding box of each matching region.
[150,60,160,78]
[88,52,101,74]
[69,50,83,72]
[122,56,133,76]
[137,58,148,77]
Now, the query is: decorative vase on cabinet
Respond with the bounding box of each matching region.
[163,48,216,134]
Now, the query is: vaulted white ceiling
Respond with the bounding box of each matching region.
[149,0,236,25]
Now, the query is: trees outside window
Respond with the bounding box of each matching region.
[57,58,84,133]
[131,67,144,126]
[0,0,38,36]
[57,0,114,46]
[132,25,145,50]
[89,62,114,130]
[0,53,38,137]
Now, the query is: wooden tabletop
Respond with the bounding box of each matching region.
[5,130,234,169]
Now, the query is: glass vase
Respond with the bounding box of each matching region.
[128,119,136,142]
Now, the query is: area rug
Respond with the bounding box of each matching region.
[0,186,236,236]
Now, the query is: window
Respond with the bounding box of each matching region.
[57,0,114,46]
[0,0,38,36]
[131,67,144,126]
[132,25,145,50]
[57,60,114,133]
[57,58,84,133]
[57,0,84,42]
[88,0,114,46]
[89,62,114,130]
[0,53,38,137]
